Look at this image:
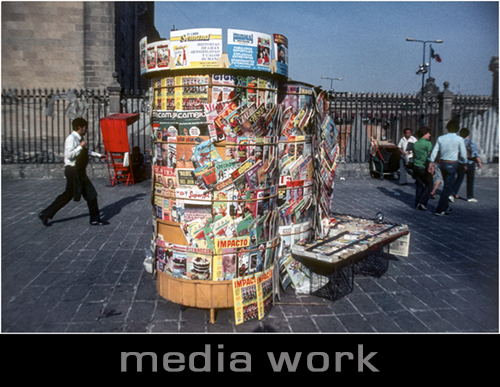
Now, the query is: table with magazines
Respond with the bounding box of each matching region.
[290,213,409,302]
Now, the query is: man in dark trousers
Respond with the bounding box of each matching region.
[412,126,433,211]
[39,118,108,226]
[428,120,468,216]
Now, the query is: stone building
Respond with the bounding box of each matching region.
[1,1,159,91]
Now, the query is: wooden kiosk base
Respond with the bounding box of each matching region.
[156,270,234,324]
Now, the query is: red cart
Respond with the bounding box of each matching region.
[100,113,140,186]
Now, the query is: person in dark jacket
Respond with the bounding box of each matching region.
[39,118,108,226]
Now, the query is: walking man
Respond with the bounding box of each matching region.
[397,128,417,185]
[412,126,433,211]
[428,120,468,216]
[39,118,108,226]
[450,127,482,202]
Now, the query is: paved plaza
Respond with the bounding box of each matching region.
[1,172,498,333]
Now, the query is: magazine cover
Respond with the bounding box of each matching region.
[139,36,147,75]
[175,188,212,224]
[156,40,170,69]
[185,246,212,280]
[146,42,157,71]
[221,247,238,280]
[228,29,272,72]
[283,255,307,287]
[170,28,223,69]
[256,267,274,320]
[273,33,289,77]
[232,274,259,325]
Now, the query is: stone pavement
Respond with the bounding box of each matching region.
[1,173,498,333]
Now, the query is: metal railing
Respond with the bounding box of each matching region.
[1,88,151,164]
[328,91,497,163]
[2,88,497,164]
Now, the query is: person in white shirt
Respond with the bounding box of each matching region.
[39,118,108,226]
[397,128,417,185]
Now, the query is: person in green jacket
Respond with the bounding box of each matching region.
[412,126,433,211]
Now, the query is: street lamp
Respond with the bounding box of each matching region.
[321,76,343,93]
[321,76,343,115]
[406,38,443,124]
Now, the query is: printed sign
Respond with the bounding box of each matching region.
[273,34,288,77]
[170,28,223,69]
[228,29,272,72]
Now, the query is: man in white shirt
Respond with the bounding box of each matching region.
[39,118,108,226]
[397,128,417,185]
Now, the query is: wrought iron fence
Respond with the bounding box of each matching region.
[329,92,441,163]
[452,94,498,162]
[328,91,497,163]
[2,87,497,164]
[1,88,151,164]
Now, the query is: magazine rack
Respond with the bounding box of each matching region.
[142,28,410,324]
[100,113,140,186]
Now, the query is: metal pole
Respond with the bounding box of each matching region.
[421,42,426,125]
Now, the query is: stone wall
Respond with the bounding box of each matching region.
[1,1,115,90]
[83,2,115,88]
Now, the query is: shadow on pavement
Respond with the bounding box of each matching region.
[100,193,146,221]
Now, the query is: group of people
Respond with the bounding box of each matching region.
[398,120,482,216]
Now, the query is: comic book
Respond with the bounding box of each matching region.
[192,164,211,190]
[213,190,238,219]
[194,138,223,167]
[283,255,307,287]
[204,101,227,142]
[245,160,263,190]
[176,136,209,169]
[212,213,233,239]
[214,100,238,136]
[236,213,254,237]
[214,159,238,183]
[201,165,217,190]
[175,188,212,224]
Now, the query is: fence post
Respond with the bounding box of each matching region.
[438,81,454,136]
[107,72,122,114]
[489,56,498,108]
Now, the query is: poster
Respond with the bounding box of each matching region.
[273,33,288,77]
[228,29,272,72]
[170,28,223,69]
[139,36,147,75]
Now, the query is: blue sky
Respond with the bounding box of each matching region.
[154,1,499,96]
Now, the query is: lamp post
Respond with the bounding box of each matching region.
[406,38,443,125]
[321,76,343,116]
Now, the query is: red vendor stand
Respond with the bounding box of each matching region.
[100,113,140,186]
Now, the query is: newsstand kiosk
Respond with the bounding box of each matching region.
[141,28,409,324]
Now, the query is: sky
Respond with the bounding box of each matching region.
[154,1,499,96]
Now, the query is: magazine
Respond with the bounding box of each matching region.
[232,274,259,325]
[175,188,212,224]
[256,267,274,319]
